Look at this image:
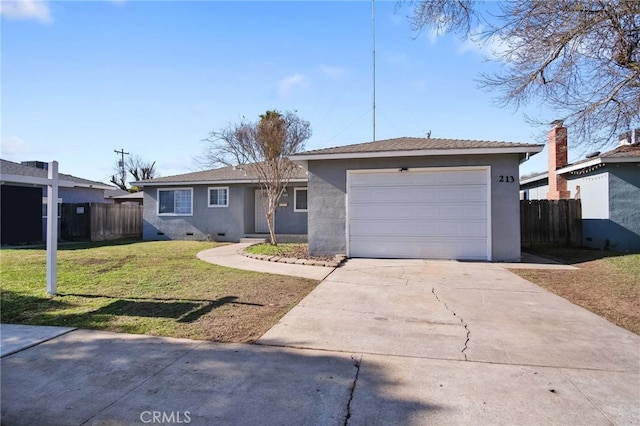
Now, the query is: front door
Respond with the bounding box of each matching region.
[255,190,272,233]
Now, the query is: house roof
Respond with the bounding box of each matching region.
[111,191,144,200]
[291,137,544,161]
[0,159,114,190]
[556,143,640,175]
[132,163,308,186]
[104,188,131,198]
[519,143,640,185]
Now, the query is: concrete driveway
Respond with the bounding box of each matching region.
[2,258,639,425]
[258,258,640,424]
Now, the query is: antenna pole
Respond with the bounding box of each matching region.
[372,0,376,143]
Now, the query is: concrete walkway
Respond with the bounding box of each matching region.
[197,243,334,281]
[2,258,638,425]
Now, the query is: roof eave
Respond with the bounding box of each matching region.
[519,173,549,185]
[0,173,114,189]
[133,178,308,187]
[290,146,544,161]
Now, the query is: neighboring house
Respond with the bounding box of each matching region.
[520,128,640,252]
[105,188,144,205]
[0,159,115,244]
[290,137,543,262]
[133,165,308,242]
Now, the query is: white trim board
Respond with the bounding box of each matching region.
[292,146,543,161]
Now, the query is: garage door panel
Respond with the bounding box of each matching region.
[349,169,487,186]
[349,236,487,260]
[348,168,489,260]
[350,220,487,237]
[350,186,486,204]
[349,203,487,220]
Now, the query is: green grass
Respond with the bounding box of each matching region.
[245,243,307,257]
[606,254,640,277]
[0,240,318,342]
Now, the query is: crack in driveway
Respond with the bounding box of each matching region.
[432,288,470,361]
[344,354,362,426]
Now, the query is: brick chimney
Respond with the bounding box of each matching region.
[547,121,570,199]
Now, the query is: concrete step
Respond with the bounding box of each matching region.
[239,238,267,244]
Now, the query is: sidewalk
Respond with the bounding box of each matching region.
[197,243,335,280]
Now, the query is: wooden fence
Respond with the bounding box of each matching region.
[520,199,582,246]
[61,203,142,242]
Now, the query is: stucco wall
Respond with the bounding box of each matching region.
[607,164,640,251]
[566,173,609,219]
[43,186,107,204]
[306,154,522,261]
[142,184,307,241]
[274,184,308,234]
[520,183,549,200]
[143,185,247,242]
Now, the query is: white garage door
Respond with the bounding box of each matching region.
[347,167,490,260]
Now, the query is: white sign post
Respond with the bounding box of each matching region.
[46,161,59,295]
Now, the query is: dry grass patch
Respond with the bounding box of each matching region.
[510,248,639,334]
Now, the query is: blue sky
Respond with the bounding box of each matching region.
[2,0,555,185]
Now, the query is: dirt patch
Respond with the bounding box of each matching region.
[510,251,640,335]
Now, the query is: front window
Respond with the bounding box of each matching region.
[294,187,308,212]
[208,187,229,207]
[158,188,192,215]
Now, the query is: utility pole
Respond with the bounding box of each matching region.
[114,148,129,187]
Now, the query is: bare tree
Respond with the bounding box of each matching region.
[127,155,157,183]
[110,154,157,191]
[110,172,127,191]
[200,110,312,245]
[406,0,640,149]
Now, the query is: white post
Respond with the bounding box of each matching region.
[46,161,59,295]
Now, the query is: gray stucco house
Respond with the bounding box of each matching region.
[520,130,640,252]
[134,165,308,242]
[291,137,543,262]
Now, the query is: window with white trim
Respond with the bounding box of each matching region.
[158,188,192,215]
[294,187,308,212]
[208,187,229,207]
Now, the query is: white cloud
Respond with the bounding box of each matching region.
[458,26,512,61]
[0,0,52,24]
[1,136,32,159]
[320,65,349,80]
[276,73,307,98]
[427,26,446,45]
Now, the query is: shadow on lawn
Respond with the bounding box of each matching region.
[58,293,264,323]
[2,290,263,326]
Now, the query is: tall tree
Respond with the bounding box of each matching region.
[200,110,312,245]
[407,0,640,148]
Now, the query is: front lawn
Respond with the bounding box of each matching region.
[510,248,639,334]
[0,241,319,342]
